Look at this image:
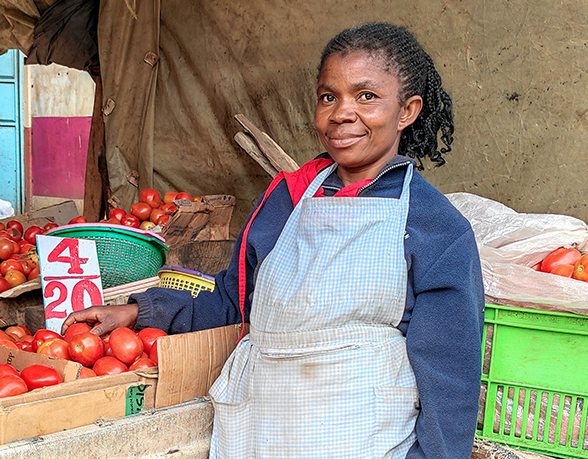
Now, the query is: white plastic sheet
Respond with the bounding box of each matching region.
[446,192,588,315]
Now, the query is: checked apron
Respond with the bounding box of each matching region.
[209,163,420,458]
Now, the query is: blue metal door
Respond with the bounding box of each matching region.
[0,50,24,214]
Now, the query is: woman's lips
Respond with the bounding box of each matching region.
[327,134,365,148]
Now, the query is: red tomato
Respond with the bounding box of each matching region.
[5,325,27,340]
[19,243,34,254]
[0,374,28,398]
[130,202,152,222]
[6,227,21,242]
[15,340,33,352]
[68,332,105,367]
[0,329,14,342]
[108,208,127,221]
[19,260,32,276]
[43,222,59,231]
[63,322,92,343]
[32,329,63,352]
[78,367,96,379]
[109,327,144,365]
[27,266,40,281]
[23,225,44,245]
[5,220,23,234]
[37,338,70,360]
[193,196,202,202]
[161,203,177,214]
[158,214,170,226]
[93,356,128,376]
[0,223,4,231]
[5,270,26,288]
[0,364,19,377]
[121,214,140,228]
[129,357,157,370]
[541,247,582,273]
[20,364,63,390]
[0,238,14,260]
[551,264,575,278]
[137,328,167,355]
[149,209,166,225]
[139,188,161,208]
[0,277,10,293]
[68,216,88,225]
[0,339,17,350]
[175,191,192,201]
[149,340,158,365]
[573,254,588,282]
[107,217,121,225]
[163,191,178,204]
[0,259,23,276]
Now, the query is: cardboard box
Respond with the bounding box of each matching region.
[0,322,245,444]
[0,201,79,228]
[161,195,235,247]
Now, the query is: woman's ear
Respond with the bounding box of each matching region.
[398,95,423,131]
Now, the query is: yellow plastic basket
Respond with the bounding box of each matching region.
[157,266,215,298]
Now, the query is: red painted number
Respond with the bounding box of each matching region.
[47,238,89,274]
[71,280,102,312]
[44,281,68,319]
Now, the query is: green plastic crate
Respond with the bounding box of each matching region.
[47,224,168,289]
[478,304,588,458]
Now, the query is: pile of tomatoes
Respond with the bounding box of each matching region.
[532,246,588,281]
[100,189,198,231]
[0,324,167,398]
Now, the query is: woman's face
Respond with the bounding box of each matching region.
[314,51,422,185]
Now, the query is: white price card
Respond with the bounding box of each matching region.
[36,235,104,334]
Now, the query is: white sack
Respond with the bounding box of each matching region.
[446,192,588,315]
[0,199,14,219]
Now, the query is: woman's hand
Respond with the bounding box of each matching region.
[61,303,139,337]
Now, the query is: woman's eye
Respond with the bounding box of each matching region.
[359,92,376,101]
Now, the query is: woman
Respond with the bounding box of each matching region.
[63,22,484,458]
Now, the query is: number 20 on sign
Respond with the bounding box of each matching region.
[36,235,104,334]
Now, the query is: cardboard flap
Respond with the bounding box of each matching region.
[155,323,246,409]
[0,201,79,227]
[0,347,82,382]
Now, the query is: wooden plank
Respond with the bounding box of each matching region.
[234,114,299,173]
[234,131,279,177]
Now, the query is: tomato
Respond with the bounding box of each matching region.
[0,259,23,276]
[139,188,161,208]
[32,329,63,352]
[78,367,96,378]
[158,214,169,226]
[15,340,33,352]
[109,208,127,221]
[149,209,166,225]
[68,332,105,367]
[175,191,192,201]
[139,221,156,231]
[107,217,121,225]
[0,238,14,260]
[23,225,44,245]
[130,202,152,222]
[0,277,11,293]
[551,264,575,278]
[5,270,26,288]
[121,214,140,228]
[573,254,588,282]
[163,191,178,204]
[6,220,23,234]
[161,203,177,214]
[20,364,63,390]
[129,357,157,371]
[68,216,88,225]
[0,364,19,378]
[18,260,32,276]
[63,322,92,343]
[28,266,40,281]
[541,247,582,273]
[0,340,18,349]
[109,327,144,364]
[37,338,70,360]
[149,340,158,365]
[0,329,15,342]
[5,325,27,340]
[92,356,128,376]
[43,222,59,231]
[6,227,21,242]
[0,223,4,231]
[19,243,34,255]
[0,374,28,398]
[137,328,167,355]
[193,196,202,202]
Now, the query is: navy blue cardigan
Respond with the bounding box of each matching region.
[130,155,485,459]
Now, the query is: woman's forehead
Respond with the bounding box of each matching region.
[317,51,399,88]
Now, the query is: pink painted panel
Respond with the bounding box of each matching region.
[31,116,91,199]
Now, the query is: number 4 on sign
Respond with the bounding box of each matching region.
[36,235,104,334]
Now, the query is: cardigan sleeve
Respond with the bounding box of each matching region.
[405,228,485,459]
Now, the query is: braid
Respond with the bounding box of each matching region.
[318,23,454,170]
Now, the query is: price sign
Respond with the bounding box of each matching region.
[36,235,104,334]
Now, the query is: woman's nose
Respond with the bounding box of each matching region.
[329,99,357,123]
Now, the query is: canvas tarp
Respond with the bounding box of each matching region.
[0,0,55,55]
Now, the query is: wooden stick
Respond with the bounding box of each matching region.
[234,132,279,177]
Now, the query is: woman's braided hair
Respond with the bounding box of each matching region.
[318,23,453,170]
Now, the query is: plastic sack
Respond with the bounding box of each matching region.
[446,192,588,315]
[0,199,14,219]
